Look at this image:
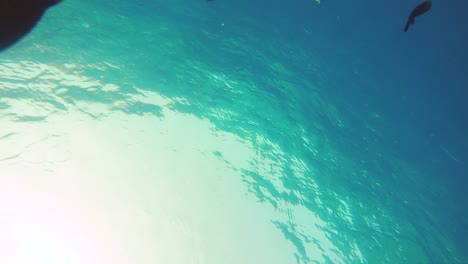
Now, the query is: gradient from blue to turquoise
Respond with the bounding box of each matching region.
[0,0,466,263]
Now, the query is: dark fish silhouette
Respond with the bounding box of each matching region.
[0,0,62,51]
[404,1,432,32]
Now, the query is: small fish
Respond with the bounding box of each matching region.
[0,0,62,51]
[404,1,432,32]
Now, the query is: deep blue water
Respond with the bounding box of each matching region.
[0,0,467,263]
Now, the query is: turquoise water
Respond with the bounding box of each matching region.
[0,0,467,263]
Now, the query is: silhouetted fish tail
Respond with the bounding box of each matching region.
[404,18,412,32]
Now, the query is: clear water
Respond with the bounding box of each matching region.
[0,0,467,263]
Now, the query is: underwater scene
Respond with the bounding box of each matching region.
[0,0,467,263]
